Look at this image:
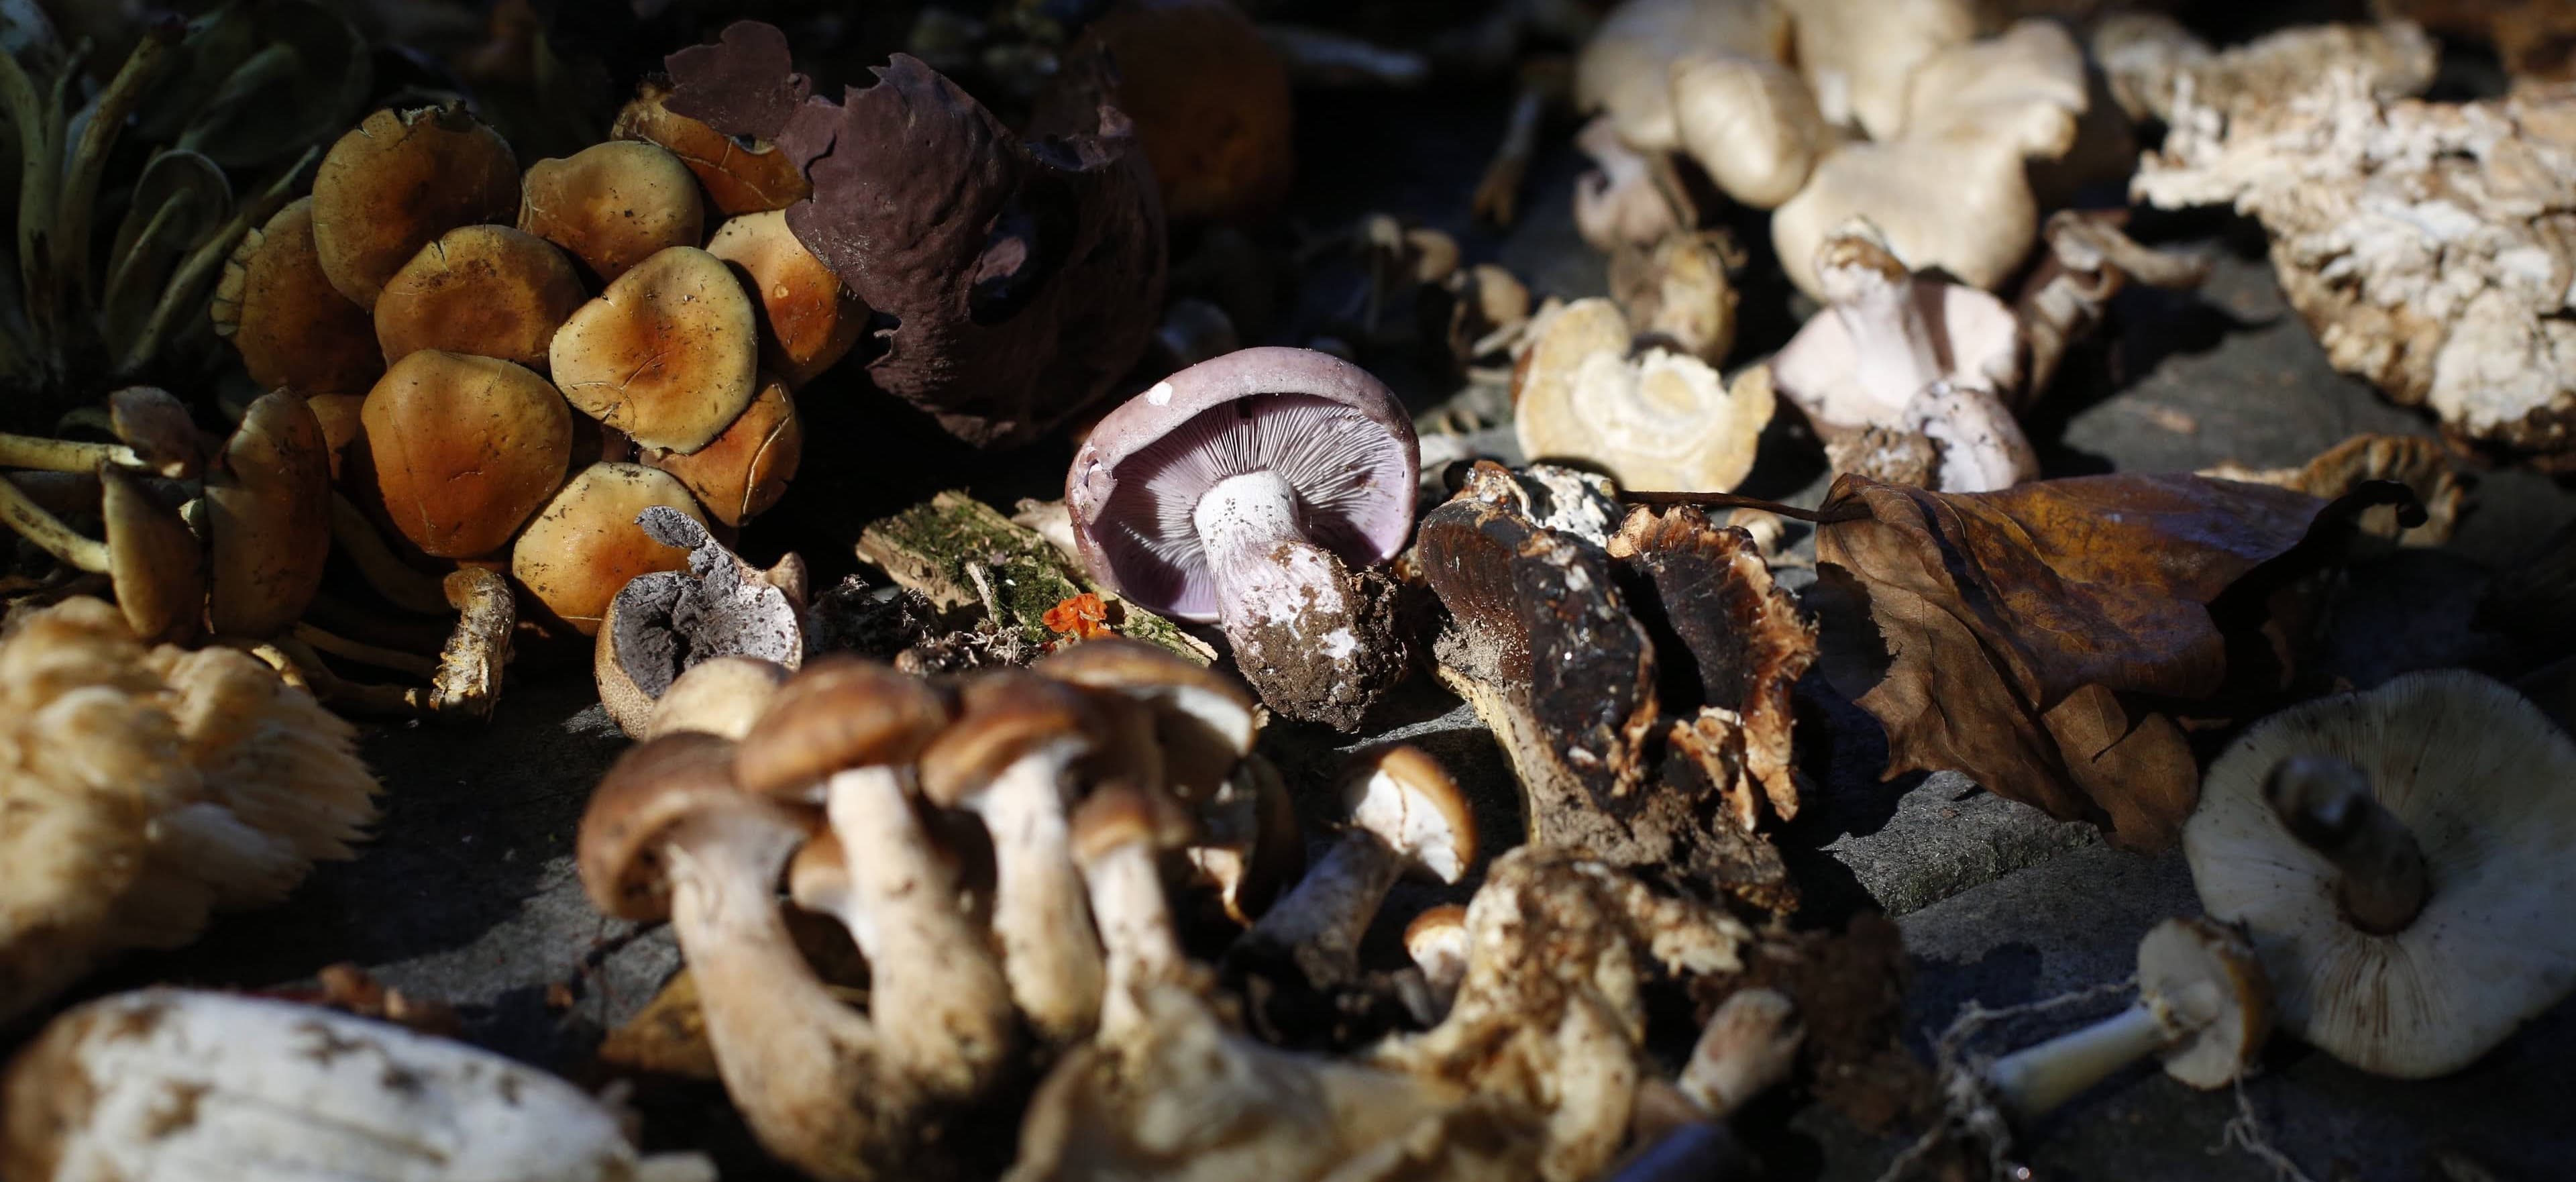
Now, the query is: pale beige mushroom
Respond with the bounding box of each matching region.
[1516,339,1774,494]
[1669,50,1833,209]
[1776,0,1975,140]
[520,140,708,284]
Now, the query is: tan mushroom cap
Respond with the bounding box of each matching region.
[509,462,706,637]
[1033,636,1255,797]
[733,656,957,802]
[310,105,521,310]
[1069,782,1167,867]
[611,80,812,217]
[639,375,800,528]
[521,140,708,284]
[305,392,366,484]
[917,672,1104,810]
[212,197,384,396]
[703,211,865,388]
[643,655,792,742]
[1515,339,1773,494]
[99,465,205,645]
[362,351,574,559]
[1340,743,1478,883]
[1782,0,1975,140]
[373,225,588,372]
[108,387,203,481]
[578,731,782,922]
[2186,670,2576,1078]
[1403,903,1471,988]
[207,392,331,637]
[550,246,761,453]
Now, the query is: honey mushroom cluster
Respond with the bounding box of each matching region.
[577,639,1797,1181]
[203,83,853,714]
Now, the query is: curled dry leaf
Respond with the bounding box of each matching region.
[2201,434,2467,547]
[1805,472,2424,852]
[664,22,1167,447]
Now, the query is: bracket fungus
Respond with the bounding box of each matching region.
[1979,918,2271,1120]
[550,246,761,455]
[2186,671,2576,1077]
[1069,347,1419,730]
[1,989,714,1182]
[595,507,804,739]
[309,103,520,311]
[1513,298,1774,494]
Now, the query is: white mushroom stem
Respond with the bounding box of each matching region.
[973,741,1108,1044]
[1079,826,1187,1042]
[1195,470,1325,610]
[1982,978,2225,1119]
[0,433,143,473]
[1678,988,1803,1119]
[663,807,907,1179]
[2264,755,2428,935]
[825,765,1017,1098]
[1242,829,1405,987]
[1822,250,1947,421]
[0,473,110,572]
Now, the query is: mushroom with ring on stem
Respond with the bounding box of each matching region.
[1067,346,1418,731]
[1980,916,2271,1120]
[1236,743,1478,992]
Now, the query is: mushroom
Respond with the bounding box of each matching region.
[1574,0,1794,154]
[611,79,813,217]
[1,988,716,1182]
[1071,784,1199,1039]
[205,391,331,639]
[108,388,205,482]
[211,197,382,396]
[702,211,866,389]
[2015,209,2212,405]
[1768,219,2034,492]
[1513,307,1774,494]
[1236,744,1478,992]
[734,657,1018,1100]
[1674,987,1804,1120]
[1770,19,2088,300]
[1777,0,1974,139]
[360,350,574,559]
[309,103,521,310]
[577,731,923,1180]
[1067,347,1418,731]
[1404,904,1471,1016]
[1032,636,1256,806]
[1608,231,1740,366]
[2186,670,2576,1077]
[636,375,802,527]
[1668,49,1833,210]
[1180,753,1306,930]
[511,463,706,637]
[645,655,790,741]
[520,140,708,284]
[595,507,804,738]
[426,567,516,722]
[372,224,588,372]
[1978,918,2271,1120]
[550,245,761,453]
[916,671,1110,1044]
[0,463,203,644]
[1571,117,1686,255]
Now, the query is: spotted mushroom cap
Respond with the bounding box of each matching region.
[1067,347,1417,623]
[2186,669,2576,1078]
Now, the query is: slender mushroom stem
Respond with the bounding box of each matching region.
[0,473,111,572]
[290,623,442,676]
[974,741,1107,1043]
[2263,755,2430,935]
[1242,830,1404,989]
[1983,999,2178,1119]
[1073,792,1189,1041]
[0,45,56,339]
[0,434,144,473]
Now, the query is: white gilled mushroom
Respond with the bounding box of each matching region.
[1238,744,1478,991]
[1068,347,1419,731]
[0,988,714,1182]
[1771,19,2088,300]
[2186,670,2576,1078]
[1980,918,2271,1119]
[1513,305,1774,494]
[918,671,1110,1044]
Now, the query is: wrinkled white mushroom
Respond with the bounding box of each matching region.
[1576,0,1794,153]
[1776,0,1973,140]
[1,989,713,1182]
[1670,51,1833,210]
[1515,294,1776,494]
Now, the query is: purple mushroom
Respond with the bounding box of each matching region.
[1069,347,1418,730]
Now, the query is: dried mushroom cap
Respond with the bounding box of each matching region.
[639,375,802,528]
[309,104,521,310]
[100,466,205,645]
[510,463,707,637]
[1670,50,1832,210]
[645,655,791,741]
[702,211,866,388]
[1782,0,1975,139]
[1516,343,1773,494]
[373,225,588,372]
[520,140,708,284]
[212,197,382,395]
[207,392,331,638]
[1069,346,1417,622]
[611,80,813,217]
[733,656,955,800]
[2186,670,2576,1077]
[361,350,574,559]
[1574,0,1793,152]
[596,509,805,740]
[1039,0,1295,224]
[550,246,761,453]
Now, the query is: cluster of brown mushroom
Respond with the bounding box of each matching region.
[580,637,1815,1181]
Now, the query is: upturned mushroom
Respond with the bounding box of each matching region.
[550,246,761,454]
[702,212,866,388]
[918,671,1109,1044]
[372,225,587,372]
[1977,918,2271,1120]
[309,103,521,309]
[1236,744,1477,992]
[595,507,803,738]
[520,140,708,284]
[1,988,715,1182]
[733,657,1018,1099]
[2186,670,2576,1077]
[1067,347,1418,731]
[360,350,574,559]
[511,463,706,636]
[211,197,382,396]
[1513,299,1774,494]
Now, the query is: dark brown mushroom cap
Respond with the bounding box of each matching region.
[362,350,574,559]
[917,671,1103,810]
[733,656,957,801]
[207,392,331,637]
[373,225,588,372]
[213,197,386,397]
[639,375,802,528]
[550,246,761,454]
[520,140,708,284]
[579,731,789,921]
[1066,347,1418,622]
[310,104,521,310]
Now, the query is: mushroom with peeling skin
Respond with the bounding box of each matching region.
[372,224,588,372]
[1236,744,1478,993]
[520,140,708,284]
[0,988,716,1182]
[1068,347,1418,731]
[1979,917,2271,1120]
[309,103,521,310]
[2186,670,2576,1077]
[595,506,804,739]
[360,350,574,559]
[550,245,761,454]
[511,463,706,637]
